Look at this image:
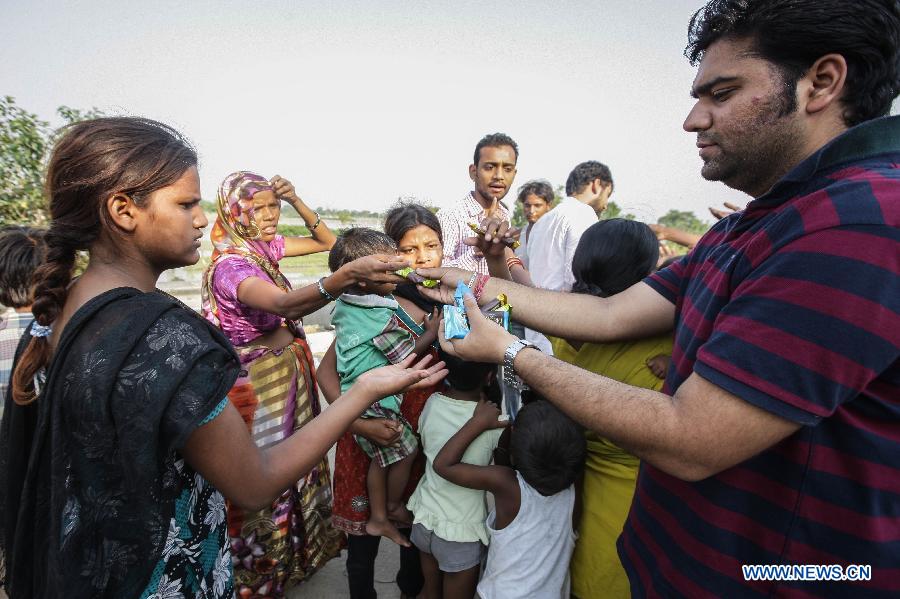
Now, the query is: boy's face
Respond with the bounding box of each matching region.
[469,145,517,204]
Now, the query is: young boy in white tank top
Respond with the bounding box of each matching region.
[433,399,586,598]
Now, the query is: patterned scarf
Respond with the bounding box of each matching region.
[202,171,293,328]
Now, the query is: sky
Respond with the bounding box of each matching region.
[3,0,869,224]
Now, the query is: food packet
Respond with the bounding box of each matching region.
[443,281,472,339]
[481,293,511,331]
[395,266,440,288]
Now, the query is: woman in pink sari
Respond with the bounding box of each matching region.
[201,171,407,598]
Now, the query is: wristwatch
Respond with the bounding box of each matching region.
[502,338,539,389]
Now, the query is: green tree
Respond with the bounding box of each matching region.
[0,97,104,226]
[600,201,636,221]
[657,209,710,235]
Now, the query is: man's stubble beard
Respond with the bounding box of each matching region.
[702,92,806,198]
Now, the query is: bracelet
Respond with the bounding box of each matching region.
[502,338,539,390]
[506,257,524,271]
[472,274,490,300]
[466,272,477,291]
[309,212,321,231]
[317,277,336,301]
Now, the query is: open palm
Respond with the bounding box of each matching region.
[357,354,448,399]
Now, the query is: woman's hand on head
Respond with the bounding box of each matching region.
[355,353,447,400]
[270,175,300,204]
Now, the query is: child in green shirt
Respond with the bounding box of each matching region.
[329,228,440,546]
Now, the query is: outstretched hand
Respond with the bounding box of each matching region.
[346,254,409,285]
[438,293,516,364]
[356,353,448,400]
[463,215,520,259]
[708,201,743,220]
[413,266,472,304]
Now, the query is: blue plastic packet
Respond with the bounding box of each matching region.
[443,281,472,339]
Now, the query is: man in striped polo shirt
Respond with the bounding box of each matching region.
[421,0,900,596]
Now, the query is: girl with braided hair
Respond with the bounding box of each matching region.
[0,117,446,599]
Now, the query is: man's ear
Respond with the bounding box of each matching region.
[106,193,140,233]
[468,164,477,181]
[802,53,847,116]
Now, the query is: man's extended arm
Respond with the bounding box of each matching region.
[420,269,675,343]
[438,294,800,481]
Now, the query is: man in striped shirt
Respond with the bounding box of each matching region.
[422,0,900,596]
[436,133,516,275]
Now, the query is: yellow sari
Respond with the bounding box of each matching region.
[549,334,672,599]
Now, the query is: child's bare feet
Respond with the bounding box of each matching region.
[388,504,414,525]
[366,517,411,547]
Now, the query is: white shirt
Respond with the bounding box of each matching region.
[524,197,598,292]
[523,197,597,353]
[437,191,511,275]
[477,474,576,599]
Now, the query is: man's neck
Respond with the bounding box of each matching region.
[14,306,33,314]
[472,190,495,211]
[569,193,594,206]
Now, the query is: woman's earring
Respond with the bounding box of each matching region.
[237,219,261,239]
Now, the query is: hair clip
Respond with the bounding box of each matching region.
[31,322,52,338]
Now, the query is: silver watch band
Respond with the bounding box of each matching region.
[502,339,538,389]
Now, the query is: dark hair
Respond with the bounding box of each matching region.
[12,117,197,405]
[328,227,397,272]
[517,180,555,205]
[438,349,497,393]
[565,161,613,196]
[0,226,46,308]
[473,133,519,166]
[511,401,585,496]
[571,219,659,298]
[384,202,443,246]
[685,0,900,127]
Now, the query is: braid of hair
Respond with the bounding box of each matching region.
[10,226,77,405]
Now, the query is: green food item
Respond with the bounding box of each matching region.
[395,266,440,288]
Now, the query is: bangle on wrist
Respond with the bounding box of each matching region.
[317,276,336,301]
[505,257,524,271]
[473,274,490,300]
[309,212,321,231]
[466,271,477,290]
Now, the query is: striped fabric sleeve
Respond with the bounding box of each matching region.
[436,209,463,267]
[372,314,416,365]
[643,255,687,304]
[694,225,900,424]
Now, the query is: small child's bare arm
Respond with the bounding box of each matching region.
[411,307,441,357]
[433,401,520,525]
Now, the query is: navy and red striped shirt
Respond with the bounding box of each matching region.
[619,115,900,598]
